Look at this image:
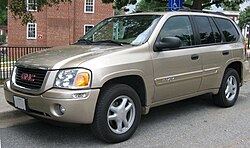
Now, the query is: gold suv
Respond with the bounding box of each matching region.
[4,11,249,143]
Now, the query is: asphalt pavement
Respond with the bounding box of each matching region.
[0,86,15,114]
[0,86,33,129]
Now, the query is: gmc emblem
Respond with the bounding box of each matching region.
[20,73,35,81]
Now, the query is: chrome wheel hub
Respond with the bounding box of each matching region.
[107,95,135,134]
[225,75,237,101]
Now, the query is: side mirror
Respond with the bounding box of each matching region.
[155,37,181,51]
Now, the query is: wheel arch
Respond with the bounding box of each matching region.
[225,61,243,85]
[99,75,147,109]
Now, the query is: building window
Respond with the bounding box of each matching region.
[27,23,37,39]
[27,0,37,11]
[84,24,94,34]
[84,0,95,13]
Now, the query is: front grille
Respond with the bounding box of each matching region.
[15,67,47,89]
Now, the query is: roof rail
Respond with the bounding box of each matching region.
[178,8,226,16]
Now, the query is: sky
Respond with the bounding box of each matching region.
[212,1,250,11]
[240,1,250,11]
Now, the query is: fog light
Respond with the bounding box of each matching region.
[59,105,66,114]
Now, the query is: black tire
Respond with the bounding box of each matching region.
[91,84,141,143]
[213,68,240,107]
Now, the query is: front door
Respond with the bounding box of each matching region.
[152,16,202,102]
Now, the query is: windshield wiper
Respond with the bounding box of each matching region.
[93,40,129,46]
[75,38,93,45]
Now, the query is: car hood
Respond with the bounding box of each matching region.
[16,45,128,70]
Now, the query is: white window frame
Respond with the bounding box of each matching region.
[27,23,37,40]
[84,0,95,13]
[84,24,94,35]
[27,0,37,12]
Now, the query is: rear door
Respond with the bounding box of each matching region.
[194,16,240,91]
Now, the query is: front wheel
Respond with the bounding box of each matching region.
[91,84,141,143]
[213,68,240,107]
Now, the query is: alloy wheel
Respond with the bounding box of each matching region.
[107,95,136,134]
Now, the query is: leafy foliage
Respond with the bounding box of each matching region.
[239,6,250,29]
[0,10,7,25]
[0,0,8,25]
[102,0,137,9]
[9,0,72,25]
[136,0,249,11]
[7,0,250,25]
[136,0,166,12]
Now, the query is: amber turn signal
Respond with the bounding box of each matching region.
[74,72,90,87]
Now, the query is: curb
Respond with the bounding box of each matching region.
[0,110,28,123]
[0,110,24,119]
[0,108,17,115]
[247,50,250,58]
[0,110,33,128]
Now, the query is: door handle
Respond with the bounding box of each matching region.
[191,54,199,60]
[222,50,229,55]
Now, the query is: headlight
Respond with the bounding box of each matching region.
[54,68,91,89]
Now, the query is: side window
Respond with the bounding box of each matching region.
[215,18,239,42]
[158,16,194,47]
[209,18,222,43]
[194,16,215,44]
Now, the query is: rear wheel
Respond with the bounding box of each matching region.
[213,68,240,107]
[91,84,141,143]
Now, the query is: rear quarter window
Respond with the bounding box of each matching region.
[214,18,239,42]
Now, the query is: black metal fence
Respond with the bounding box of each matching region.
[0,46,49,80]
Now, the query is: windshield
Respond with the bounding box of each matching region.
[80,15,162,45]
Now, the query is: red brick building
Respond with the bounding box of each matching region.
[8,0,113,47]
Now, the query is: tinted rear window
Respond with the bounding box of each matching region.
[214,18,239,42]
[194,16,215,44]
[209,18,222,43]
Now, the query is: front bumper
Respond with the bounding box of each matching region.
[4,80,100,124]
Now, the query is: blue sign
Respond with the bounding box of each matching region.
[168,0,182,11]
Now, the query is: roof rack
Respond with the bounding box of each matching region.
[178,8,226,16]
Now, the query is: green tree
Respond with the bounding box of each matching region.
[7,0,250,25]
[0,0,8,25]
[136,0,166,12]
[135,0,248,12]
[239,6,250,29]
[9,0,74,25]
[107,0,249,10]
